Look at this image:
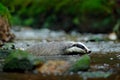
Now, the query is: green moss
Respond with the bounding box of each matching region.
[70,54,91,72]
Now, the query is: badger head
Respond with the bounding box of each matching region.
[64,42,91,55]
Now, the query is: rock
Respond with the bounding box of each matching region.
[108,32,117,40]
[1,43,15,50]
[79,71,111,78]
[36,60,70,75]
[0,16,15,46]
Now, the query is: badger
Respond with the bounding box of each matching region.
[26,41,91,56]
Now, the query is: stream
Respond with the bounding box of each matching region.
[0,28,119,80]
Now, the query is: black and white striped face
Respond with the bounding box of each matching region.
[65,42,91,54]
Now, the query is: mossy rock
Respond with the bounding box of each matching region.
[4,50,33,62]
[3,58,33,72]
[69,54,91,72]
[3,50,43,72]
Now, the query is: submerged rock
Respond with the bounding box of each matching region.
[80,71,111,78]
[36,60,70,75]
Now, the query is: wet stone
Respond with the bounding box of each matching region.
[36,60,70,75]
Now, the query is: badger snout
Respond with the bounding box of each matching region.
[86,49,91,54]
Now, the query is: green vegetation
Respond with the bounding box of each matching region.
[0,0,120,33]
[0,3,11,24]
[113,20,120,39]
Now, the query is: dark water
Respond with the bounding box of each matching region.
[0,53,119,80]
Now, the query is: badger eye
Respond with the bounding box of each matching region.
[73,44,85,49]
